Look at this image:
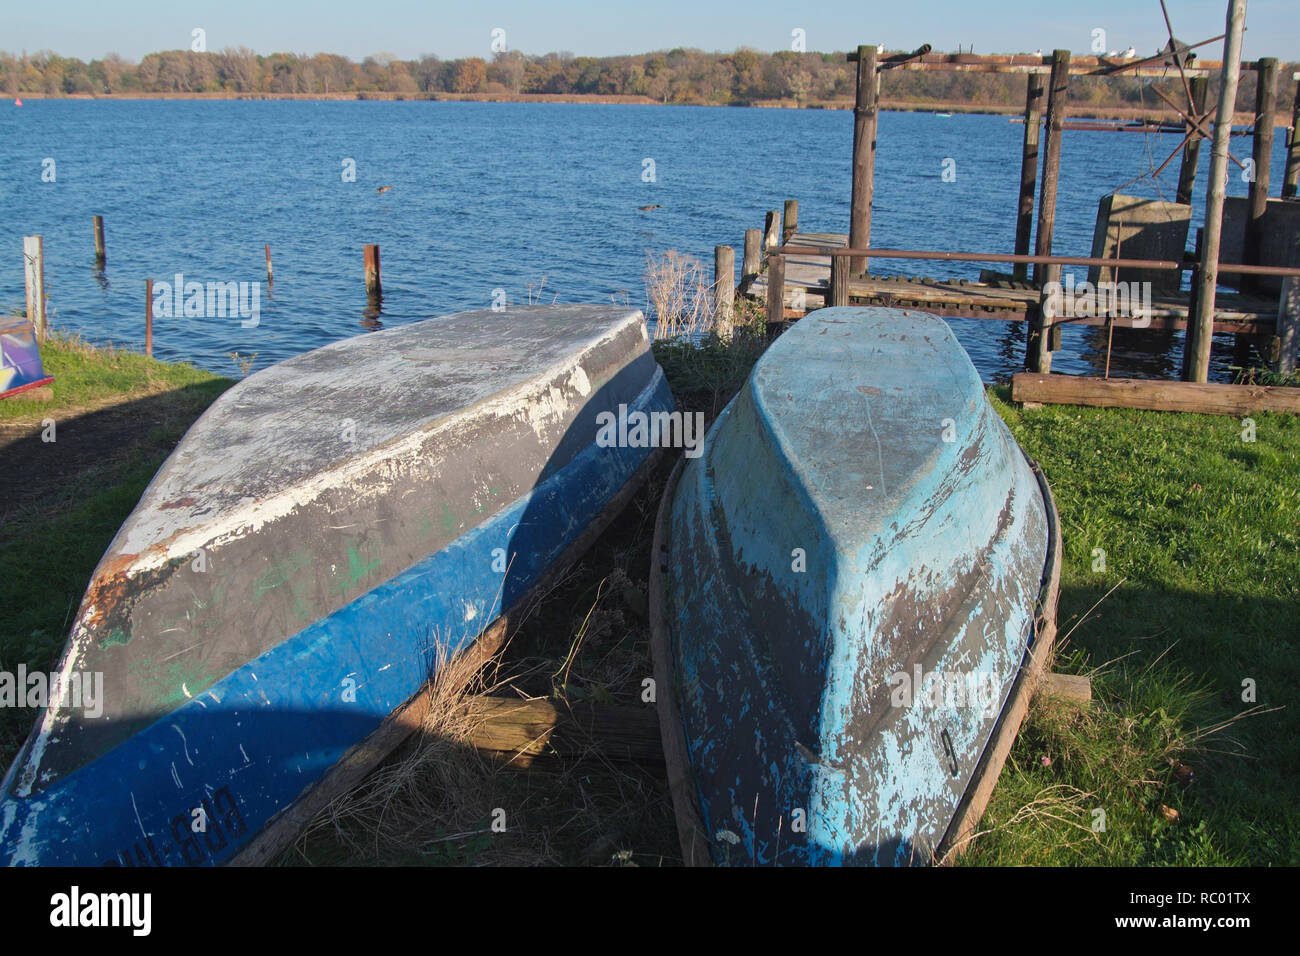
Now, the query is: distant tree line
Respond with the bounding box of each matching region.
[0,47,1293,112]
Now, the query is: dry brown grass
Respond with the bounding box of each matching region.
[644,250,720,339]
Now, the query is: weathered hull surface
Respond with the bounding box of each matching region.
[658,307,1052,865]
[1,305,673,866]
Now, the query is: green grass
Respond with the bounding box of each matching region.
[962,391,1300,865]
[0,331,228,422]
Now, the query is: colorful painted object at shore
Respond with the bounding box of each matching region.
[0,321,53,399]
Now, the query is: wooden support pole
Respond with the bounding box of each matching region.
[93,215,106,266]
[1032,50,1071,286]
[1244,58,1279,294]
[1277,231,1300,375]
[1176,77,1210,205]
[1028,265,1059,373]
[145,278,154,357]
[742,228,761,285]
[1186,0,1247,384]
[1025,50,1070,374]
[713,245,735,324]
[364,243,381,296]
[766,255,785,326]
[850,44,879,274]
[763,210,781,251]
[782,199,799,242]
[1013,73,1044,282]
[264,244,273,284]
[829,253,850,307]
[1012,372,1300,416]
[1284,79,1300,199]
[22,235,45,342]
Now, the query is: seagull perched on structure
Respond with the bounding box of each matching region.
[1123,46,1137,57]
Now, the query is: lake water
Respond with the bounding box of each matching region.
[0,100,1287,381]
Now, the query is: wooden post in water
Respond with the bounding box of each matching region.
[1176,77,1209,206]
[265,244,273,284]
[1013,72,1044,282]
[742,228,761,285]
[763,211,781,251]
[830,254,850,307]
[1026,49,1070,373]
[713,245,734,324]
[782,200,799,243]
[1186,0,1247,383]
[364,244,382,296]
[849,44,879,274]
[1284,78,1300,199]
[22,235,45,342]
[1244,58,1279,295]
[93,215,106,266]
[766,255,785,327]
[145,278,154,357]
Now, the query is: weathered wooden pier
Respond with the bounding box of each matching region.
[730,17,1300,412]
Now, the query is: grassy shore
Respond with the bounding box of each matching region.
[2,328,1294,866]
[0,334,232,764]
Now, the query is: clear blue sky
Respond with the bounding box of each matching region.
[3,0,1296,62]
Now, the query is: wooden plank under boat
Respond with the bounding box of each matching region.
[649,306,1061,866]
[0,304,674,866]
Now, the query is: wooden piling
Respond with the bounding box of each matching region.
[1186,0,1247,384]
[849,44,879,274]
[714,245,735,324]
[830,254,850,307]
[1284,78,1300,199]
[766,255,785,326]
[742,228,761,287]
[1277,231,1300,375]
[364,244,381,296]
[22,235,45,343]
[763,211,781,252]
[145,278,154,357]
[93,215,106,266]
[782,200,799,243]
[1176,77,1209,206]
[1026,50,1070,373]
[1243,58,1279,295]
[1032,50,1071,286]
[265,244,273,284]
[1013,73,1044,282]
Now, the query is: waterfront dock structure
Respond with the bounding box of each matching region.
[739,39,1300,394]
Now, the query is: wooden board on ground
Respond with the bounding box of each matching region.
[465,696,662,767]
[1012,372,1300,415]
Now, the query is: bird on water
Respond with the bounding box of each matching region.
[638,204,662,211]
[377,185,395,194]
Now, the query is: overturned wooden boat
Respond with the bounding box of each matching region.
[1,304,674,866]
[649,306,1061,866]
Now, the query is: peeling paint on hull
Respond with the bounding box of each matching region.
[0,305,674,866]
[659,307,1051,866]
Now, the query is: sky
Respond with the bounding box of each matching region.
[2,0,1297,63]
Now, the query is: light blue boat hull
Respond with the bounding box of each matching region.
[656,307,1054,866]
